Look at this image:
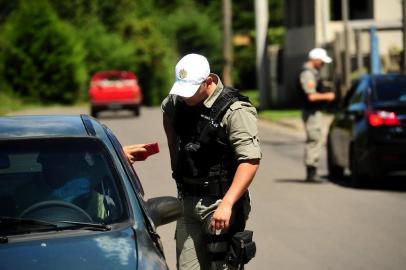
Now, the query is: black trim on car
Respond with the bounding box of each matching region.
[81,114,96,136]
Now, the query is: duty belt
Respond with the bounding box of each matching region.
[179,177,230,197]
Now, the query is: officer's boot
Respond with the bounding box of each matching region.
[306,166,317,182]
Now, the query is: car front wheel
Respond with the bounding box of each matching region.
[133,105,140,117]
[327,140,344,179]
[349,146,368,187]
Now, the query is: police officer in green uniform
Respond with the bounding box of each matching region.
[161,53,261,270]
[298,48,335,181]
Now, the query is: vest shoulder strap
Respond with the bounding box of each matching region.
[210,87,250,122]
[197,87,250,144]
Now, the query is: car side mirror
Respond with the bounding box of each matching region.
[146,196,182,227]
[345,108,364,121]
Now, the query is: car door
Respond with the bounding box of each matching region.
[330,81,359,166]
[103,127,168,262]
[340,77,369,167]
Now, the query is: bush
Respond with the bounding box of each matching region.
[119,17,176,105]
[163,6,222,74]
[1,0,87,104]
[233,42,257,90]
[79,18,137,76]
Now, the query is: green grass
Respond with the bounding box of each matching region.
[0,91,75,115]
[259,109,301,121]
[241,89,260,108]
[241,89,301,121]
[0,91,27,115]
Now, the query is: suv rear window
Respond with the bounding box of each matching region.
[0,138,127,225]
[374,76,406,102]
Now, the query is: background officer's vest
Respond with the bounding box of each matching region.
[297,66,327,111]
[173,87,249,195]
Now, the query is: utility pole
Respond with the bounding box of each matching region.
[255,0,269,109]
[320,0,329,45]
[222,0,233,86]
[342,0,351,90]
[402,0,406,74]
[370,27,381,74]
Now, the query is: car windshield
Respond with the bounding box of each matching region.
[374,76,406,102]
[0,138,127,234]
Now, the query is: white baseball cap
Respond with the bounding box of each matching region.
[308,48,332,63]
[169,53,210,98]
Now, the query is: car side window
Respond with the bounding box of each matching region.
[342,81,359,108]
[104,127,145,197]
[349,78,368,106]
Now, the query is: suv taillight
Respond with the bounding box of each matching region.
[367,110,401,127]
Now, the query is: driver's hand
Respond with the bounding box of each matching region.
[123,144,148,163]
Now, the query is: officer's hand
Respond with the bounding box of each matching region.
[123,144,148,163]
[211,201,233,234]
[326,92,335,101]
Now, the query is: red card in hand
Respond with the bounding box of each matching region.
[145,142,159,156]
[136,143,160,161]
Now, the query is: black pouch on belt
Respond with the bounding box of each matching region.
[226,230,256,268]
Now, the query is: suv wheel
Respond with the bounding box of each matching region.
[349,146,368,187]
[133,105,140,117]
[327,140,344,179]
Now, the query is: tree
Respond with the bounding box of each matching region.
[162,5,222,73]
[118,17,175,105]
[2,0,87,104]
[79,18,137,76]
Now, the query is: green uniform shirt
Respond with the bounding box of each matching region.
[161,74,262,161]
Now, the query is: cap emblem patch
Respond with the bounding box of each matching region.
[179,68,187,80]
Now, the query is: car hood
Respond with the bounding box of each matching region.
[1,227,138,270]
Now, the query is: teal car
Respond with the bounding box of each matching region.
[0,115,181,270]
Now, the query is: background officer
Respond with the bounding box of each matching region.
[162,53,261,269]
[298,48,335,182]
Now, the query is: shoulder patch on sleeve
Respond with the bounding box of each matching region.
[306,80,316,89]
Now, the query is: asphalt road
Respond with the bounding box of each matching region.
[10,106,406,270]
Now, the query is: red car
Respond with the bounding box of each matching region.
[89,71,143,117]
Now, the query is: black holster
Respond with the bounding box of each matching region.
[226,230,256,269]
[205,194,254,268]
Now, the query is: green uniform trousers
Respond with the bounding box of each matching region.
[302,110,323,167]
[176,196,250,270]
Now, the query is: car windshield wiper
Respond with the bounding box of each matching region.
[0,217,110,233]
[0,216,58,229]
[56,221,111,231]
[0,217,58,240]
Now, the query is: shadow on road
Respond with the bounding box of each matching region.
[260,139,303,146]
[327,174,406,192]
[274,178,327,184]
[275,174,406,192]
[95,111,137,119]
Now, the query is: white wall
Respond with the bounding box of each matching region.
[314,0,403,54]
[374,0,401,21]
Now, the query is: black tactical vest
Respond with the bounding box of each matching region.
[173,87,250,187]
[297,66,326,110]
